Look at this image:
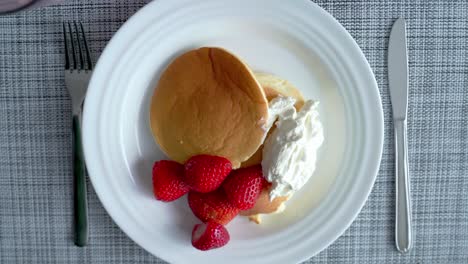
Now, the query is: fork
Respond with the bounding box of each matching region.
[63,21,93,247]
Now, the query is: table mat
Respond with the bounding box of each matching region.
[0,0,467,263]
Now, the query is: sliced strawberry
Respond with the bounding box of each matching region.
[184,155,232,193]
[222,165,267,210]
[188,190,239,225]
[191,221,230,251]
[152,160,190,202]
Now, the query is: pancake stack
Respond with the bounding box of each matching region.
[150,47,305,223]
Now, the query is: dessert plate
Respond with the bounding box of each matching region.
[83,0,383,263]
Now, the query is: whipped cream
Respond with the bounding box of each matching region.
[261,96,324,200]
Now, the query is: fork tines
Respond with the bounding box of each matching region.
[63,21,92,71]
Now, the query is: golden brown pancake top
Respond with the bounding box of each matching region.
[150,47,269,168]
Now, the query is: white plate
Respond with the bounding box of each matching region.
[83,0,383,263]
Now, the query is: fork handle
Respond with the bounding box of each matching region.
[73,114,88,247]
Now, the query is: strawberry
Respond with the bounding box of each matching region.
[152,160,190,202]
[188,190,239,225]
[222,165,267,210]
[191,221,230,251]
[184,155,232,193]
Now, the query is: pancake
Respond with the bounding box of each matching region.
[150,47,269,169]
[240,73,305,223]
[255,72,305,109]
[239,184,290,224]
[240,72,305,168]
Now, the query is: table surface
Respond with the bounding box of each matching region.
[1,0,467,263]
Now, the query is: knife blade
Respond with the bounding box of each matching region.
[388,17,412,253]
[388,18,408,120]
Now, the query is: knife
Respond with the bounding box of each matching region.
[388,17,412,253]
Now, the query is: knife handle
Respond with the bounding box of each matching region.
[73,114,88,247]
[394,119,412,253]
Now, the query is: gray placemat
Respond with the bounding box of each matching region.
[0,0,467,263]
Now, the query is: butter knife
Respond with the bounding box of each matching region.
[388,17,412,253]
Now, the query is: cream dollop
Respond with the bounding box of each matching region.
[262,96,324,200]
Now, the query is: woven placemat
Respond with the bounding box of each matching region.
[0,0,467,263]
